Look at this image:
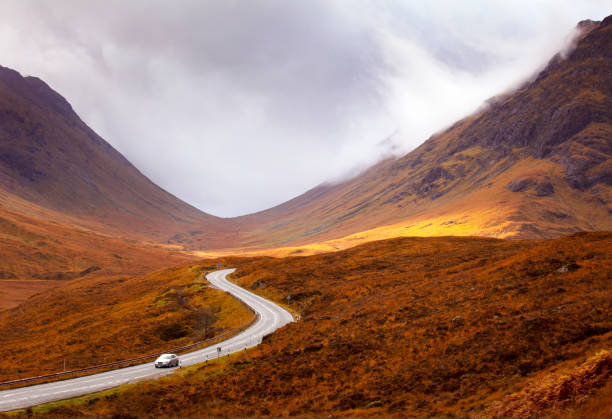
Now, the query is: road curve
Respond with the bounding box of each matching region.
[0,269,293,411]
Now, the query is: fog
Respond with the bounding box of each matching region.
[0,1,609,216]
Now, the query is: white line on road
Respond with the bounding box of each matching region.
[0,269,293,411]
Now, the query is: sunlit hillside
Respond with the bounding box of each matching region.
[225,17,611,251]
[2,14,610,260]
[0,262,253,382]
[19,232,611,417]
[0,194,195,309]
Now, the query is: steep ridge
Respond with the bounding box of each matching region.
[0,65,235,307]
[0,66,239,248]
[0,16,610,256]
[234,17,612,249]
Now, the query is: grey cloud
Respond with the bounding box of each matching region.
[0,1,609,216]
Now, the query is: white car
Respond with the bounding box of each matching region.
[155,353,179,368]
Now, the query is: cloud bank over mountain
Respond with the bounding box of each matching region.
[0,0,609,216]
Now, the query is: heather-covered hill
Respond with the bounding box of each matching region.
[0,199,197,309]
[1,16,610,258]
[0,66,242,307]
[234,16,612,249]
[24,232,612,417]
[0,66,240,248]
[0,262,253,382]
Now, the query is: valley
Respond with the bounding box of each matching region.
[1,15,611,260]
[0,9,609,419]
[0,269,292,411]
[7,232,610,417]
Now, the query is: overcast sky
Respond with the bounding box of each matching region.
[0,1,609,216]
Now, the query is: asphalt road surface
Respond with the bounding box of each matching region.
[0,268,293,411]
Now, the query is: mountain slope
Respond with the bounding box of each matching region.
[0,16,610,256]
[0,66,239,248]
[27,232,612,417]
[233,17,612,250]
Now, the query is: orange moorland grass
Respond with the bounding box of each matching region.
[487,349,612,418]
[0,206,197,310]
[554,376,612,418]
[18,232,611,418]
[0,262,253,383]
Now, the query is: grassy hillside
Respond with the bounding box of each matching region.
[225,16,611,250]
[0,263,253,382]
[1,16,610,258]
[0,196,198,309]
[19,232,611,417]
[0,65,240,250]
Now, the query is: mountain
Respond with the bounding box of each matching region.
[0,16,610,258]
[0,65,240,249]
[232,16,612,251]
[0,65,244,308]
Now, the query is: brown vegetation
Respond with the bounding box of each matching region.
[2,16,611,263]
[488,349,612,417]
[0,203,196,309]
[554,378,612,418]
[0,64,238,250]
[0,263,253,382]
[225,16,612,249]
[0,12,609,419]
[22,232,611,417]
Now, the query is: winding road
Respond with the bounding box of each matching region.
[0,269,293,412]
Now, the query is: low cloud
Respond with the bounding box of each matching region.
[0,1,608,216]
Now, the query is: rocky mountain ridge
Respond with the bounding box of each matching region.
[0,16,610,253]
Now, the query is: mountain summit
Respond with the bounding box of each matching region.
[0,65,239,248]
[232,16,612,249]
[0,16,610,253]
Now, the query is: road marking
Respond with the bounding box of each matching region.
[0,269,293,411]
